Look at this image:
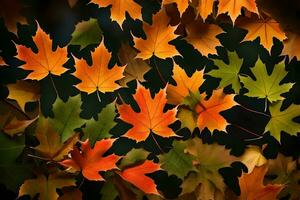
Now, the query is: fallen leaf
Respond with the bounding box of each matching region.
[240,58,293,102]
[162,0,190,16]
[6,80,40,111]
[217,0,259,23]
[34,117,79,161]
[196,89,237,131]
[282,32,300,59]
[16,24,68,80]
[195,0,215,21]
[238,165,284,200]
[167,64,204,105]
[0,0,27,33]
[185,20,223,56]
[265,101,300,142]
[207,51,243,93]
[73,42,125,94]
[134,9,180,59]
[159,140,196,179]
[3,117,36,137]
[180,137,237,199]
[266,154,300,199]
[117,43,151,86]
[60,139,120,181]
[237,15,287,51]
[91,0,142,26]
[18,173,76,200]
[50,95,85,142]
[239,146,267,173]
[70,18,102,50]
[117,84,177,142]
[118,160,160,194]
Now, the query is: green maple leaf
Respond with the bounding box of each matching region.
[207,51,243,93]
[180,138,237,199]
[160,141,196,179]
[240,59,293,102]
[0,133,31,192]
[82,102,117,145]
[51,95,85,142]
[265,101,300,142]
[70,18,102,50]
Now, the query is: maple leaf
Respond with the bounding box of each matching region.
[34,117,79,161]
[196,89,237,131]
[217,0,259,23]
[185,20,223,56]
[0,0,27,33]
[282,32,300,59]
[162,0,190,16]
[18,173,76,200]
[82,101,117,145]
[159,140,196,179]
[196,0,215,21]
[117,43,151,86]
[207,51,243,93]
[50,95,85,142]
[16,24,68,80]
[60,139,120,181]
[240,58,293,103]
[167,64,204,105]
[265,101,300,142]
[239,146,267,173]
[117,84,177,142]
[238,165,284,200]
[73,42,125,94]
[70,18,102,50]
[266,154,300,199]
[91,0,142,26]
[3,117,36,137]
[118,160,160,194]
[180,137,237,199]
[237,15,287,51]
[133,9,180,60]
[6,80,40,111]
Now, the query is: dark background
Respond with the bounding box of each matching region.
[0,0,300,199]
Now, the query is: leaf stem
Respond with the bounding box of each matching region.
[152,56,166,85]
[96,89,101,103]
[231,123,262,137]
[49,73,59,97]
[150,132,165,154]
[239,104,270,118]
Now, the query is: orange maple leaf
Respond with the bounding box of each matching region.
[117,84,177,142]
[0,56,5,66]
[185,20,223,56]
[162,0,190,16]
[73,42,125,94]
[196,0,215,21]
[238,165,284,200]
[196,89,237,131]
[134,9,180,60]
[91,0,142,26]
[217,0,259,23]
[167,64,204,105]
[118,160,160,194]
[16,25,68,80]
[237,16,287,51]
[282,32,300,59]
[60,139,120,181]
